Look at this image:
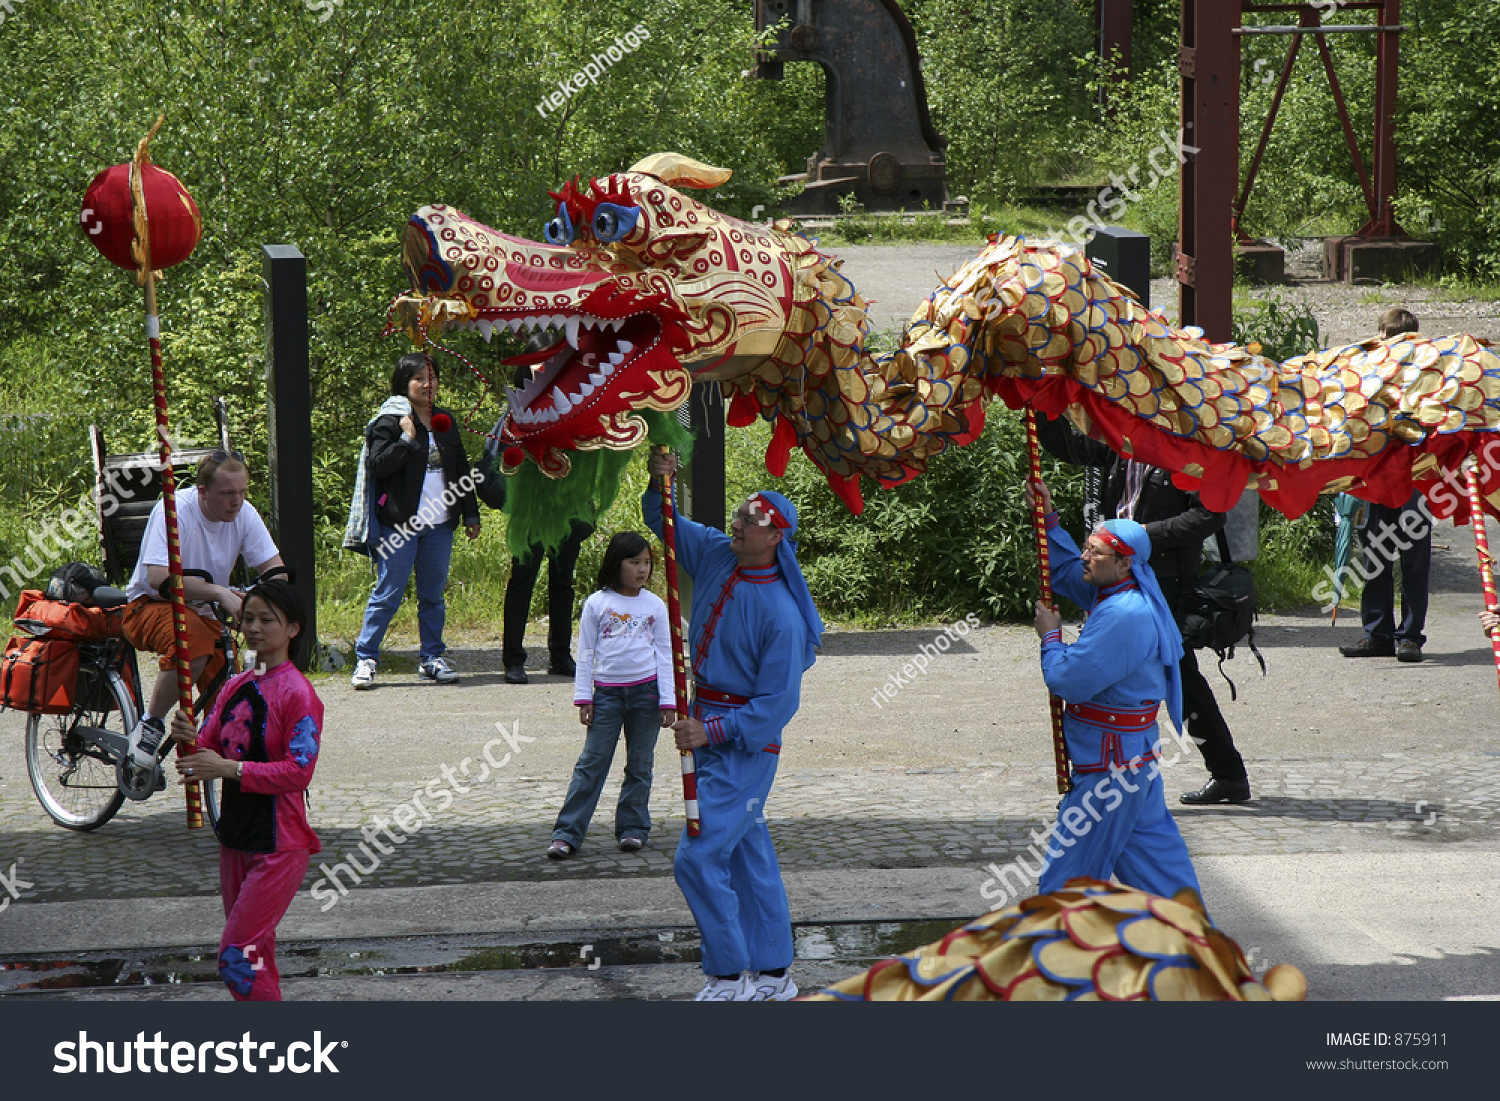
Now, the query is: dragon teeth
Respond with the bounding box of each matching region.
[608,319,624,331]
[588,372,606,386]
[565,316,581,349]
[477,320,494,342]
[552,390,572,414]
[607,352,625,366]
[577,382,595,398]
[616,340,634,355]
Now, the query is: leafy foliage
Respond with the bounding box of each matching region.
[774,405,1086,623]
[906,0,1097,204]
[1231,295,1322,363]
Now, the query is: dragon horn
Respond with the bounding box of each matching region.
[627,152,732,189]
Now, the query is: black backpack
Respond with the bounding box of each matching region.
[45,563,109,605]
[1177,530,1265,699]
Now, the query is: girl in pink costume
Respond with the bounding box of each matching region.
[171,577,322,1001]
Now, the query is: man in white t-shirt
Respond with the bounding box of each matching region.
[122,452,282,768]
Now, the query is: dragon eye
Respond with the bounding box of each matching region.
[544,203,576,246]
[591,203,640,243]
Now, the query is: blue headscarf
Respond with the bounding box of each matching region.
[1099,518,1184,733]
[748,490,824,662]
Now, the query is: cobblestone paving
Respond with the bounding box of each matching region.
[1,749,1493,905]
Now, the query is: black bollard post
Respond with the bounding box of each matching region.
[1086,226,1151,309]
[261,244,318,662]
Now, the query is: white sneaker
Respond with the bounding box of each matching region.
[419,656,459,684]
[747,971,798,1001]
[350,658,377,690]
[692,974,753,1001]
[126,715,167,771]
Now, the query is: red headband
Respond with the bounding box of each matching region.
[747,494,792,531]
[1092,528,1136,557]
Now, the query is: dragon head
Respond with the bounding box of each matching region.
[393,153,813,476]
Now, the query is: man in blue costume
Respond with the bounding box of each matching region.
[645,453,822,1002]
[1027,479,1202,903]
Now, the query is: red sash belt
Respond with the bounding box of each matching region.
[1065,701,1159,731]
[695,685,749,707]
[693,685,780,754]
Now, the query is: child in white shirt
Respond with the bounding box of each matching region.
[547,532,675,857]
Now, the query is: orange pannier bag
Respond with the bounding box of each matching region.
[1,591,124,715]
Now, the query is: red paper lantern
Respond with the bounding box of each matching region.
[431,413,453,433]
[80,161,201,271]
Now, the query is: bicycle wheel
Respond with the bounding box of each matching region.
[25,668,132,831]
[202,774,221,831]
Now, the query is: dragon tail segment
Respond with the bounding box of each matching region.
[956,236,1500,519]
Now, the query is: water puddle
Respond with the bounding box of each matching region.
[0,918,961,994]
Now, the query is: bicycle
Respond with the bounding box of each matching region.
[23,575,251,832]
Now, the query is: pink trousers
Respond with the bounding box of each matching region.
[217,848,310,1001]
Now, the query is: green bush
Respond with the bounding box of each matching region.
[773,406,1087,623]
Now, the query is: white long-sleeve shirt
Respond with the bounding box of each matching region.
[573,588,675,708]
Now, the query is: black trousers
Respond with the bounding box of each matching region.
[502,521,593,668]
[1359,491,1432,647]
[1180,647,1247,783]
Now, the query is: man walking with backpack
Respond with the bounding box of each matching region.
[1038,414,1252,805]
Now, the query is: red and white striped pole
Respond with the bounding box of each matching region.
[130,120,202,829]
[1462,458,1500,698]
[1024,409,1072,795]
[654,447,701,837]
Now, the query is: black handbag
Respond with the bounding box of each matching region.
[1177,530,1265,699]
[474,417,508,511]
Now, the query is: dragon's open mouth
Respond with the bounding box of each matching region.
[437,308,663,434]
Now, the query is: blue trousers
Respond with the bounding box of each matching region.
[355,519,455,664]
[1037,733,1202,904]
[551,681,661,847]
[674,743,792,977]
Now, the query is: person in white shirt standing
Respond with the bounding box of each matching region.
[547,532,675,858]
[123,451,283,769]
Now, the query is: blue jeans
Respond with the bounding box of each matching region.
[355,518,455,664]
[552,681,661,847]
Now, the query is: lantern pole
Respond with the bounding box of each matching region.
[1462,458,1500,698]
[130,117,204,829]
[1024,409,1073,795]
[654,446,702,838]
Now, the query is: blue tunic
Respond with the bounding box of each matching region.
[1034,518,1203,905]
[643,487,813,976]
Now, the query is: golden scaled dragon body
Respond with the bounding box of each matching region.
[806,878,1307,1002]
[393,152,1500,520]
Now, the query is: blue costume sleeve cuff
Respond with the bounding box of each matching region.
[1044,510,1060,531]
[1041,629,1063,647]
[704,715,727,745]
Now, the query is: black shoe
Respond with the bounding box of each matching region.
[1339,637,1395,658]
[505,664,529,685]
[1396,640,1424,663]
[549,655,577,677]
[1180,778,1252,805]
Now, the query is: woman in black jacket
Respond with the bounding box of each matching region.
[351,354,480,689]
